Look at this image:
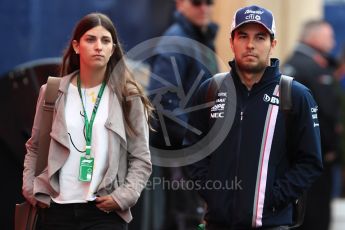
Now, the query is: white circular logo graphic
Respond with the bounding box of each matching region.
[116,36,236,167]
[263,94,271,102]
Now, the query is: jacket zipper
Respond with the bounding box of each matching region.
[232,91,249,227]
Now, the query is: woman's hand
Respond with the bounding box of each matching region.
[95,195,121,213]
[36,201,49,209]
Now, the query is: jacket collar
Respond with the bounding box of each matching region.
[294,42,336,68]
[295,42,325,59]
[50,71,77,151]
[58,70,77,93]
[229,58,281,90]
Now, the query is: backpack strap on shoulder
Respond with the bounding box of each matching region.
[35,76,61,176]
[279,74,307,228]
[279,74,294,111]
[44,77,61,111]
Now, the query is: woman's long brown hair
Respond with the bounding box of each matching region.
[60,13,153,137]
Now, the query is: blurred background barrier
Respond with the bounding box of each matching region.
[0,58,60,229]
[330,199,345,230]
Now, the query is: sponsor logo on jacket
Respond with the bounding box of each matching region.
[311,106,319,127]
[211,104,225,112]
[211,92,227,119]
[263,94,279,105]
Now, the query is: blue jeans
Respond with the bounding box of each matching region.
[37,201,128,230]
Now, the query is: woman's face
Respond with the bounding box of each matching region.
[73,25,115,70]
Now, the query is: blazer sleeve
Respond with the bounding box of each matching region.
[22,84,47,206]
[111,95,152,210]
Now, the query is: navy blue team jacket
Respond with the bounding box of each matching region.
[184,59,323,229]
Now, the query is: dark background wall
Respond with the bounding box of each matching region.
[0,0,175,76]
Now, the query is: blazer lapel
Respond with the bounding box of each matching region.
[50,73,74,150]
[105,88,127,144]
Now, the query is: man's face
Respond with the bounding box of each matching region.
[230,23,276,74]
[315,24,335,54]
[177,0,214,28]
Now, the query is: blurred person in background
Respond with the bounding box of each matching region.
[147,0,218,229]
[283,19,342,230]
[333,45,345,199]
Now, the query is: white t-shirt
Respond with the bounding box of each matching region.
[52,82,109,203]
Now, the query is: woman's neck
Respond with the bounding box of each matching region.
[78,67,106,88]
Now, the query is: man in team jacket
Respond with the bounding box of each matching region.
[184,5,323,229]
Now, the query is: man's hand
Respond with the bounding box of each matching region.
[325,151,336,163]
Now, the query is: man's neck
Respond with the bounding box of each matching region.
[200,25,208,33]
[236,66,265,90]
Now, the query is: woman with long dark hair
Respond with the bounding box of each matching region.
[22,13,152,229]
